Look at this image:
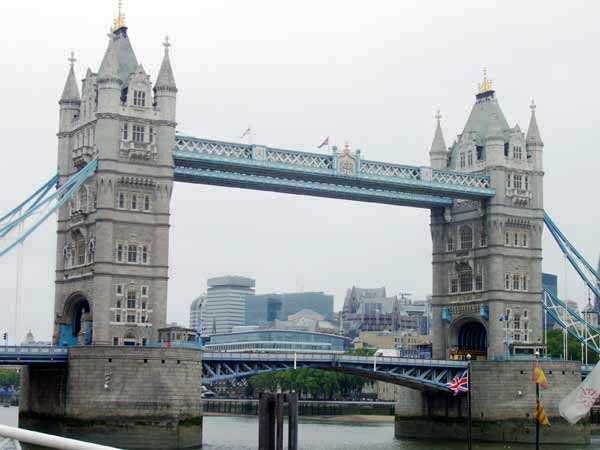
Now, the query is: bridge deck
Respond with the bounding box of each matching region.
[173,136,495,209]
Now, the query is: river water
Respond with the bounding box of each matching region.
[1,406,598,449]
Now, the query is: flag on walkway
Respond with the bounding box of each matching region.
[535,400,551,426]
[499,311,510,321]
[240,125,251,139]
[532,361,549,390]
[317,136,329,149]
[447,369,469,395]
[559,361,600,424]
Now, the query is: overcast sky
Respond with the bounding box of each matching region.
[0,0,599,343]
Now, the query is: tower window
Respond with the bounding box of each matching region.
[522,275,528,291]
[525,176,529,191]
[459,268,473,293]
[447,235,454,252]
[144,195,151,211]
[122,123,129,140]
[513,274,520,291]
[514,232,519,246]
[76,238,86,266]
[141,286,148,297]
[127,245,138,263]
[116,243,124,263]
[514,174,522,190]
[127,289,137,309]
[507,173,511,188]
[116,284,124,296]
[133,125,145,143]
[522,233,528,247]
[460,226,473,250]
[450,277,458,293]
[467,151,473,166]
[514,146,522,160]
[113,337,119,346]
[142,246,149,264]
[118,192,125,209]
[505,232,510,246]
[131,194,138,210]
[116,314,121,323]
[460,153,466,168]
[480,224,487,247]
[149,127,155,144]
[116,300,121,308]
[127,314,136,323]
[133,90,146,107]
[505,274,511,290]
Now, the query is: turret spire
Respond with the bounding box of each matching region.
[155,35,177,92]
[526,99,543,145]
[60,51,81,103]
[429,110,448,169]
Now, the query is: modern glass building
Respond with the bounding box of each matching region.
[245,292,334,326]
[189,294,205,333]
[204,329,350,353]
[202,276,256,335]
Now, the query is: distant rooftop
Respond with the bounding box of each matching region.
[207,275,255,289]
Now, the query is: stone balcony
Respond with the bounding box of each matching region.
[120,140,158,160]
[506,188,532,207]
[72,146,96,169]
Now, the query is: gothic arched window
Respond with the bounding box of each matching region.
[459,267,473,293]
[460,226,473,250]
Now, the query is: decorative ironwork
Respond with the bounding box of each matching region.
[431,170,491,189]
[175,136,252,159]
[361,160,420,180]
[267,148,332,170]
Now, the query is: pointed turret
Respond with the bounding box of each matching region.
[429,110,448,169]
[526,99,544,171]
[154,36,178,121]
[60,53,81,104]
[59,52,81,132]
[526,100,543,146]
[97,36,122,112]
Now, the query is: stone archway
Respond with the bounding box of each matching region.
[449,318,488,360]
[58,294,92,347]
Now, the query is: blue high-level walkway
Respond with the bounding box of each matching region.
[0,346,67,364]
[173,136,495,208]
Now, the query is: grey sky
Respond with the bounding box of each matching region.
[0,0,599,343]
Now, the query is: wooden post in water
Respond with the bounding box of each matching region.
[258,392,298,450]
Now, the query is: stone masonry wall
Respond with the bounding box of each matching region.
[395,360,589,444]
[65,346,202,421]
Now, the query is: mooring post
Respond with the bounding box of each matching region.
[287,392,298,450]
[275,393,284,450]
[258,392,276,450]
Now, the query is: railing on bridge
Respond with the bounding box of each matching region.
[0,346,68,364]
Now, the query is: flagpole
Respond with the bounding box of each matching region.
[535,350,540,450]
[466,353,472,450]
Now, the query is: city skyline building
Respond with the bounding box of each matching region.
[189,294,205,333]
[245,291,334,326]
[202,276,256,335]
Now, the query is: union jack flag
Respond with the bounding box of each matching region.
[447,369,469,395]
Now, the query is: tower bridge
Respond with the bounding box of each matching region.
[0,10,597,448]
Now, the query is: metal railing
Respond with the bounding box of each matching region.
[0,425,120,450]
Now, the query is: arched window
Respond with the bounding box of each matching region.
[127,288,137,309]
[460,226,473,250]
[447,234,454,252]
[75,236,86,266]
[467,151,473,166]
[127,244,138,263]
[79,188,88,213]
[460,153,466,168]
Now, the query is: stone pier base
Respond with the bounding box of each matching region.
[20,346,203,450]
[395,360,590,445]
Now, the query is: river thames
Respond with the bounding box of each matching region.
[1,406,599,450]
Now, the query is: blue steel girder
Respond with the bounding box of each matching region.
[173,136,495,208]
[201,352,466,392]
[0,346,68,365]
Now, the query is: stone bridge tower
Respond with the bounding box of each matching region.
[430,72,545,360]
[53,17,177,346]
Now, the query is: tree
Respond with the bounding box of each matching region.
[546,329,599,364]
[0,369,19,389]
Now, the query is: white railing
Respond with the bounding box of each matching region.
[0,425,120,450]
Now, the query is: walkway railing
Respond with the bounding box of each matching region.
[0,425,120,450]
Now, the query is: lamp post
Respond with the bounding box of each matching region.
[466,353,472,450]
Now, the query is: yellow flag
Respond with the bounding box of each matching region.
[533,362,549,390]
[535,400,551,426]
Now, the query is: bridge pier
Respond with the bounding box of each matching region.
[19,346,203,450]
[395,360,589,445]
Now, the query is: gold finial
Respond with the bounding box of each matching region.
[112,0,127,32]
[478,67,493,94]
